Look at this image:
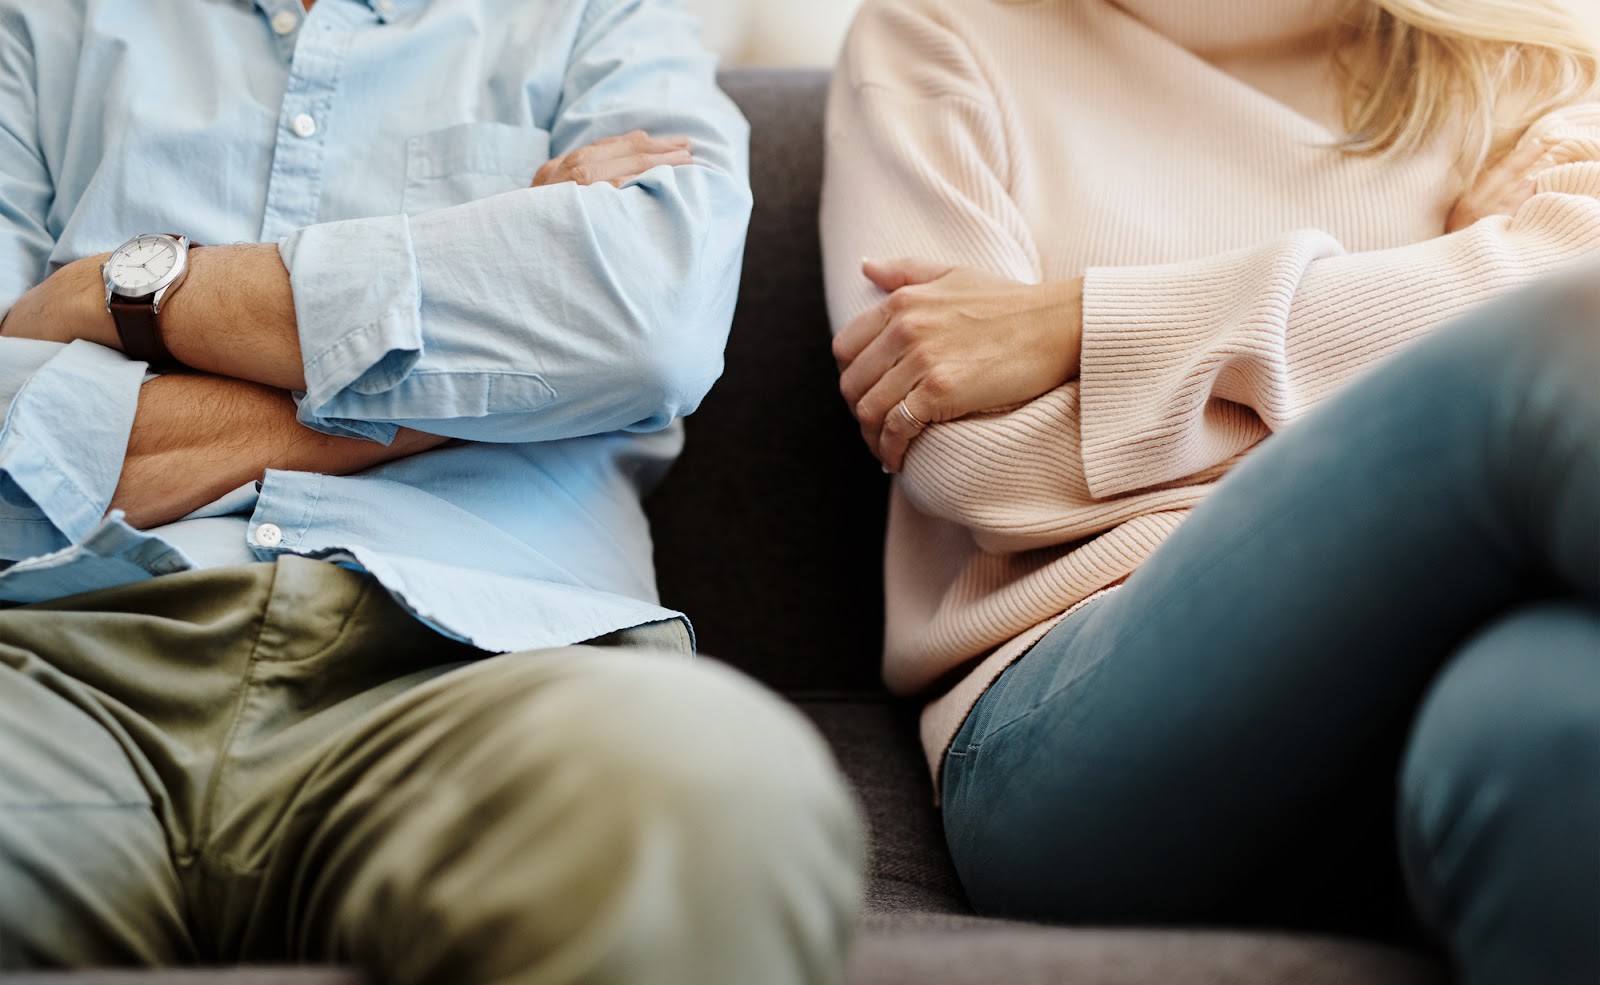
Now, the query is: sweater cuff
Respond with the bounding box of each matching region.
[1077,231,1342,500]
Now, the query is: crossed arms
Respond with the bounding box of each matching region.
[0,0,751,543]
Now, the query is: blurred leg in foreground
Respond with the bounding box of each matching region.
[0,557,865,984]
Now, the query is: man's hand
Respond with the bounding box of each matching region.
[533,130,693,189]
[0,254,118,348]
[833,258,1084,473]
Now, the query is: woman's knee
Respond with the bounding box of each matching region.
[1399,602,1600,913]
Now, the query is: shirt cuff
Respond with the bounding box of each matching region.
[279,214,424,444]
[0,340,147,551]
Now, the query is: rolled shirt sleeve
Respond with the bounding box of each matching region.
[279,0,752,445]
[0,5,58,322]
[0,339,146,561]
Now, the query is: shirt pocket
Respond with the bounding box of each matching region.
[402,123,552,215]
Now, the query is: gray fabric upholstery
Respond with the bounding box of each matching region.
[0,974,362,984]
[847,915,1449,985]
[800,699,968,915]
[647,70,891,694]
[0,69,1450,985]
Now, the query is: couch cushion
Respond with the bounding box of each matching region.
[0,973,362,984]
[847,914,1448,985]
[646,70,891,694]
[799,697,968,914]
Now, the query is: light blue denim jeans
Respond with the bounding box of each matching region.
[942,275,1600,985]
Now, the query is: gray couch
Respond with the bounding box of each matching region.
[0,69,1450,985]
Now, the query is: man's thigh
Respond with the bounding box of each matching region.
[0,557,482,967]
[0,638,194,967]
[240,644,860,985]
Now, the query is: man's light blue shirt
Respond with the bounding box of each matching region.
[0,0,750,651]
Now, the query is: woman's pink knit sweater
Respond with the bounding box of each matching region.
[819,0,1600,783]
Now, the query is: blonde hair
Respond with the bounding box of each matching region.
[1332,0,1599,171]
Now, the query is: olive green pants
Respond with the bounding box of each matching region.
[0,556,863,984]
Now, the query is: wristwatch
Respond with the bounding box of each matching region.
[102,233,198,367]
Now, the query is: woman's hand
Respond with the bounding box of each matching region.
[533,130,693,189]
[833,258,1083,472]
[1446,131,1553,233]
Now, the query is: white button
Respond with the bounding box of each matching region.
[375,0,395,13]
[271,10,299,35]
[291,113,318,138]
[254,523,284,548]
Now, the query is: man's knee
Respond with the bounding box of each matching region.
[321,649,865,985]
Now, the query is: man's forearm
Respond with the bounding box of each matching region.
[0,243,308,391]
[114,372,441,529]
[159,244,308,391]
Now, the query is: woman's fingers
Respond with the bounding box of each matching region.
[837,260,953,369]
[1446,133,1551,232]
[833,301,888,369]
[838,309,912,407]
[855,357,935,472]
[836,261,1085,469]
[864,257,953,293]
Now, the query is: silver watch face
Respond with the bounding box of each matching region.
[107,234,184,298]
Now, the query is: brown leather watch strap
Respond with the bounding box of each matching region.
[109,298,178,367]
[107,236,201,369]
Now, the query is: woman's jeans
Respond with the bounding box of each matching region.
[941,276,1600,985]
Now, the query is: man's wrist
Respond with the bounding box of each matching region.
[65,254,119,349]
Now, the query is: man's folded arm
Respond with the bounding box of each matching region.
[164,0,752,446]
[0,6,56,326]
[0,13,236,553]
[0,340,448,556]
[111,375,445,530]
[0,341,143,559]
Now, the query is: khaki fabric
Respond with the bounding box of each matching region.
[0,556,863,985]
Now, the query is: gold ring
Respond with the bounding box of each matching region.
[897,399,927,430]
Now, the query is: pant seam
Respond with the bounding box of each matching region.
[201,575,378,877]
[185,563,281,863]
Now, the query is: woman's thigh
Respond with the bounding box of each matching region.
[941,278,1600,926]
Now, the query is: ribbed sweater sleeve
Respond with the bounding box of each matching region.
[823,0,1107,554]
[821,0,1040,334]
[1078,105,1600,499]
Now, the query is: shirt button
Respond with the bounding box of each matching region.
[291,113,318,138]
[271,10,300,35]
[254,523,284,548]
[375,0,395,13]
